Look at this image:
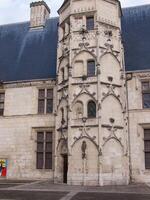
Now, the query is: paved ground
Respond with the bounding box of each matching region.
[0,180,150,200]
[72,192,150,200]
[0,190,67,200]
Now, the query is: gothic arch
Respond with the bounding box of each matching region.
[70,136,99,185]
[100,52,121,84]
[101,95,123,125]
[102,137,123,149]
[71,136,99,154]
[72,91,97,106]
[101,93,123,110]
[72,100,84,119]
[101,137,126,185]
[72,50,97,65]
[100,52,120,66]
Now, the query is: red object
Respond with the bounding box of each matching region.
[1,168,7,177]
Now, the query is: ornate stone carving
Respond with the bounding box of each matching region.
[138,72,150,79]
[81,141,87,159]
[102,119,124,148]
[102,83,121,104]
[72,84,97,105]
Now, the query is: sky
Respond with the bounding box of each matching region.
[0,0,150,25]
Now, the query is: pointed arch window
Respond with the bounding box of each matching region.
[87,60,95,77]
[87,100,96,118]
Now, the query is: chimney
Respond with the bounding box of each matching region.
[30,1,50,29]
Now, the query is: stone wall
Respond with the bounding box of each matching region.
[0,80,55,180]
[127,71,150,183]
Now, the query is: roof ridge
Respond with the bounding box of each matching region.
[123,3,150,10]
[0,16,59,27]
[0,21,29,27]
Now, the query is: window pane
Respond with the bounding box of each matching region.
[144,130,150,140]
[46,132,52,142]
[88,101,96,118]
[47,89,53,99]
[38,99,45,113]
[0,93,4,101]
[37,152,44,169]
[46,142,52,152]
[143,93,150,108]
[45,153,52,169]
[0,103,4,109]
[145,152,150,169]
[86,16,94,30]
[142,82,149,91]
[37,132,44,142]
[46,99,53,113]
[37,142,44,152]
[87,60,95,77]
[39,89,45,98]
[145,141,150,152]
[0,109,4,116]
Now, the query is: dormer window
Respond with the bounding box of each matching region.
[86,16,94,30]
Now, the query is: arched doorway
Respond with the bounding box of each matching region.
[62,154,68,183]
[56,138,68,184]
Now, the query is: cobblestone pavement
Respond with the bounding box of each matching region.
[0,180,150,200]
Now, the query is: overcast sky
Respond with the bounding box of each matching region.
[0,0,150,25]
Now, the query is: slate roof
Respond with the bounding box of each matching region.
[0,4,150,82]
[122,4,150,71]
[0,17,58,82]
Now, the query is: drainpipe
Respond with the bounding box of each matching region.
[126,72,133,183]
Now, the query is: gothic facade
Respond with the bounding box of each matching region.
[0,0,150,186]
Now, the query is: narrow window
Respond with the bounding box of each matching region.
[45,132,53,169]
[37,132,44,169]
[144,129,150,169]
[38,89,45,114]
[142,81,150,108]
[46,89,53,113]
[38,89,53,114]
[87,60,95,77]
[88,100,96,118]
[37,131,53,169]
[86,16,94,30]
[0,92,5,116]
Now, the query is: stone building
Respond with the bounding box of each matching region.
[0,0,150,186]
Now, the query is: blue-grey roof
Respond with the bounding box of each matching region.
[0,5,150,82]
[122,5,150,71]
[0,17,58,82]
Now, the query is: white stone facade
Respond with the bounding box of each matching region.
[0,0,149,186]
[127,71,150,184]
[0,80,56,180]
[55,0,129,186]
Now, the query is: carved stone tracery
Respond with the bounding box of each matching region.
[102,119,124,148]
